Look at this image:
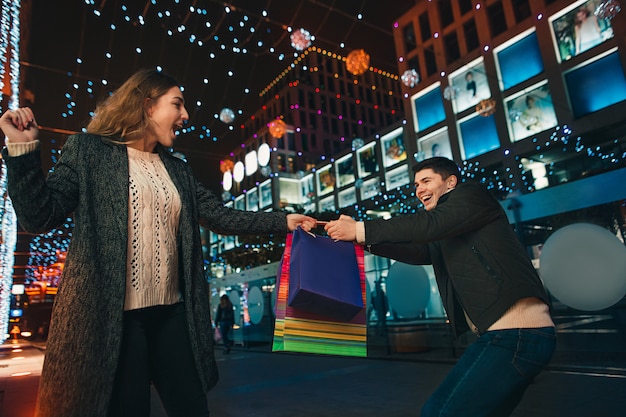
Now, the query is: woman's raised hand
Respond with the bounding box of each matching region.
[0,107,39,144]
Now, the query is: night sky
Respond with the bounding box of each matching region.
[25,0,415,193]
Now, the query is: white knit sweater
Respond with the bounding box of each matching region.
[124,147,182,311]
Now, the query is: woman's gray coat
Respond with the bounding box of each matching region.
[2,133,289,417]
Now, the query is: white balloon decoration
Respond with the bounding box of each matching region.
[385,262,431,318]
[540,223,626,311]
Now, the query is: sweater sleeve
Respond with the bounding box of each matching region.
[5,139,39,156]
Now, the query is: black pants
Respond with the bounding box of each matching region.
[218,320,233,350]
[108,302,209,417]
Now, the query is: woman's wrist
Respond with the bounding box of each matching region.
[5,139,39,156]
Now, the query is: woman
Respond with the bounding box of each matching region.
[0,69,315,417]
[214,294,235,353]
[574,6,603,55]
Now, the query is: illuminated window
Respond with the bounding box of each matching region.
[458,114,500,159]
[565,50,626,118]
[495,30,544,90]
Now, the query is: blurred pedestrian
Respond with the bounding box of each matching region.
[214,294,235,353]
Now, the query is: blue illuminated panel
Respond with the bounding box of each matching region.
[459,115,500,159]
[497,32,544,90]
[414,87,446,131]
[565,52,626,118]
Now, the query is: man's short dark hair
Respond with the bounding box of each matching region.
[412,157,461,180]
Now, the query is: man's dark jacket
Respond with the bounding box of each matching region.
[364,182,550,338]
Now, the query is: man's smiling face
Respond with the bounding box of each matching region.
[414,168,457,211]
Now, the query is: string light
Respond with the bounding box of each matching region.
[0,0,21,341]
[0,164,17,341]
[260,46,399,96]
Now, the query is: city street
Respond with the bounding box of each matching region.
[2,340,626,417]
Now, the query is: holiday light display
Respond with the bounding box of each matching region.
[219,108,235,124]
[400,69,419,88]
[595,0,622,20]
[0,0,21,341]
[346,49,370,76]
[290,28,313,51]
[476,98,497,117]
[268,118,287,138]
[443,85,461,101]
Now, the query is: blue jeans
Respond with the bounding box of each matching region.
[421,327,556,417]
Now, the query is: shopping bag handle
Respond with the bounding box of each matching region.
[299,225,342,242]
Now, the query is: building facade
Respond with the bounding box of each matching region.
[209,0,626,368]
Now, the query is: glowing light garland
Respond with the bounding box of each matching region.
[0,164,17,342]
[47,3,401,149]
[0,0,21,341]
[259,46,399,97]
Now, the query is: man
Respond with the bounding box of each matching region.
[325,157,555,417]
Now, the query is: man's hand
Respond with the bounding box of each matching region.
[325,214,357,241]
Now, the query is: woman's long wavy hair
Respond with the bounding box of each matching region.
[86,69,181,143]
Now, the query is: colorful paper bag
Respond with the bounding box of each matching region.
[273,230,367,357]
[287,228,364,321]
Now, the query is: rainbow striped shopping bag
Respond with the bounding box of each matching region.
[272,229,367,357]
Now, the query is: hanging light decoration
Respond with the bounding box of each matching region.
[595,0,622,20]
[268,119,287,138]
[233,161,245,183]
[508,109,522,122]
[220,159,235,173]
[260,166,272,177]
[257,143,271,166]
[401,69,419,88]
[219,108,235,124]
[222,171,233,192]
[476,98,497,117]
[351,137,365,150]
[345,49,370,76]
[443,85,461,101]
[290,28,313,51]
